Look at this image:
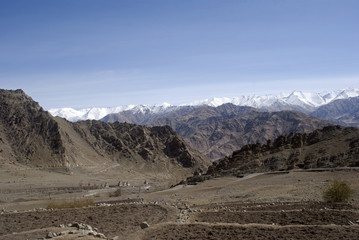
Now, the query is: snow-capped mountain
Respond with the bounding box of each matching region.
[48,88,359,121]
[49,103,175,122]
[189,88,359,109]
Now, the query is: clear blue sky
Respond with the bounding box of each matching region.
[1,0,358,109]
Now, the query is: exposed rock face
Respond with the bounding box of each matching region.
[104,104,331,160]
[0,89,66,166]
[311,97,359,128]
[206,126,359,176]
[73,121,205,169]
[0,89,209,178]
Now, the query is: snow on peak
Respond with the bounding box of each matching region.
[187,97,232,107]
[285,91,325,107]
[334,88,359,99]
[48,87,359,121]
[49,102,175,121]
[48,108,90,121]
[187,88,359,110]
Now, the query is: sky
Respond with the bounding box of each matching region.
[1,0,358,109]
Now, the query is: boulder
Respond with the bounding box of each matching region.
[140,221,150,229]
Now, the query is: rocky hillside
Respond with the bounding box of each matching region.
[311,97,359,128]
[0,89,66,167]
[0,89,209,180]
[72,120,207,169]
[205,125,359,177]
[104,104,331,160]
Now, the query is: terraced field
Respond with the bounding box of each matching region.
[141,201,359,240]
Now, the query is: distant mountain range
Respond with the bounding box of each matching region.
[49,88,359,121]
[103,104,331,160]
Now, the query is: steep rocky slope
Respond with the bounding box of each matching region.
[205,126,359,176]
[104,104,331,160]
[311,97,359,127]
[0,89,66,167]
[0,89,209,180]
[73,120,207,170]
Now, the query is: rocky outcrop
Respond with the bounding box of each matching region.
[205,126,359,176]
[0,89,66,167]
[73,121,206,169]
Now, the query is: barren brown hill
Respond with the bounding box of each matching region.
[0,89,209,181]
[104,103,331,160]
[0,89,66,167]
[73,120,208,170]
[204,125,359,177]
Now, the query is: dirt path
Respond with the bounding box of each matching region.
[140,201,359,240]
[141,223,359,240]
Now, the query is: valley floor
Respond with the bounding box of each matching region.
[0,169,358,239]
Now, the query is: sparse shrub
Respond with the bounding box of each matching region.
[323,179,354,202]
[109,188,122,197]
[47,198,94,209]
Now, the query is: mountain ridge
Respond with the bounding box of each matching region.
[202,125,359,178]
[49,88,359,121]
[104,103,331,160]
[311,96,359,127]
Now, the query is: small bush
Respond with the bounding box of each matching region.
[109,188,122,197]
[47,198,94,209]
[323,179,354,202]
